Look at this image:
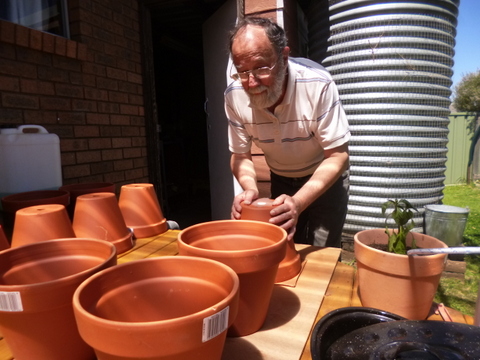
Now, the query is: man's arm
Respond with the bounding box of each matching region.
[270,142,349,239]
[230,152,260,219]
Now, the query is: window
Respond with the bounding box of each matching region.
[0,0,69,38]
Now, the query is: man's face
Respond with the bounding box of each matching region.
[231,25,287,109]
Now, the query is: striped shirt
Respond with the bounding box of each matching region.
[225,57,350,178]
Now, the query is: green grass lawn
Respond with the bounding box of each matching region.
[434,184,480,316]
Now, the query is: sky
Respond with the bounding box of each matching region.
[451,0,480,89]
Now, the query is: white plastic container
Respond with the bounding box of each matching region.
[0,125,62,208]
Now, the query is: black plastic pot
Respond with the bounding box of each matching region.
[311,307,480,360]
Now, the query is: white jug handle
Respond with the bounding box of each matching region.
[18,125,48,134]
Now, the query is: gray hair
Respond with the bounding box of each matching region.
[228,17,288,56]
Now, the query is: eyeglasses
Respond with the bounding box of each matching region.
[231,62,277,82]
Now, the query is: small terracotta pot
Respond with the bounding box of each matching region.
[178,220,287,336]
[354,229,448,320]
[118,183,168,238]
[11,204,76,248]
[0,238,117,360]
[1,190,70,236]
[59,182,115,219]
[73,256,239,360]
[72,192,133,254]
[241,198,302,283]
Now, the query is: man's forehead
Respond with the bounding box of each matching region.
[231,25,275,64]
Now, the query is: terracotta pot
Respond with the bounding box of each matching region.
[354,229,448,320]
[1,190,70,237]
[118,183,168,238]
[59,182,115,219]
[0,238,117,360]
[73,256,239,360]
[177,220,287,336]
[11,204,76,248]
[72,192,133,254]
[241,198,302,283]
[0,225,9,251]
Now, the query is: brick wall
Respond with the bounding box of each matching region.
[0,0,149,191]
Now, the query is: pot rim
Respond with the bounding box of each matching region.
[73,255,240,329]
[354,228,448,259]
[0,238,117,291]
[178,219,287,257]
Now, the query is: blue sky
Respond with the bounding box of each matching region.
[451,0,480,89]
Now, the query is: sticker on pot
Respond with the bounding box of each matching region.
[0,291,23,312]
[202,306,229,342]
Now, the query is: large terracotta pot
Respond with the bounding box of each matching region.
[1,190,70,238]
[354,229,448,320]
[177,220,287,336]
[11,204,76,248]
[59,182,115,219]
[73,256,239,360]
[73,192,133,254]
[0,238,117,360]
[118,183,168,238]
[241,198,302,282]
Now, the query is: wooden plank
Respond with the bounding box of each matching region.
[117,230,178,263]
[300,262,355,360]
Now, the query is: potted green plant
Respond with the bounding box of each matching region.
[354,199,448,320]
[382,198,417,254]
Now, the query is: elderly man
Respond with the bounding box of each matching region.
[225,16,350,247]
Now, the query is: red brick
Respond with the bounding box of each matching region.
[88,138,112,149]
[114,159,133,171]
[55,83,84,98]
[97,102,120,113]
[29,30,43,51]
[0,76,19,92]
[40,97,71,111]
[15,25,29,47]
[112,137,131,148]
[2,93,39,109]
[21,79,41,94]
[42,33,55,53]
[60,139,89,152]
[66,40,77,58]
[0,20,15,43]
[106,67,127,81]
[109,91,129,103]
[85,88,108,101]
[110,114,130,125]
[91,161,114,175]
[61,152,77,166]
[127,72,142,84]
[55,36,67,56]
[119,104,138,115]
[123,147,142,158]
[74,125,100,137]
[63,164,91,179]
[86,113,110,124]
[76,150,102,163]
[24,110,58,124]
[125,168,145,181]
[77,43,89,61]
[72,99,97,112]
[101,149,123,161]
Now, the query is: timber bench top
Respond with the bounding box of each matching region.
[0,230,473,360]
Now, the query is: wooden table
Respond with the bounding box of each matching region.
[0,230,474,359]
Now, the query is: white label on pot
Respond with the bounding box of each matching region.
[0,291,23,312]
[202,306,229,342]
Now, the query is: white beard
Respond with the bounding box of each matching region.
[247,61,287,109]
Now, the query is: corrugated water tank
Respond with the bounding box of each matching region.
[320,0,459,236]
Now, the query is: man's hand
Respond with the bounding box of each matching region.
[270,194,302,240]
[231,189,259,219]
